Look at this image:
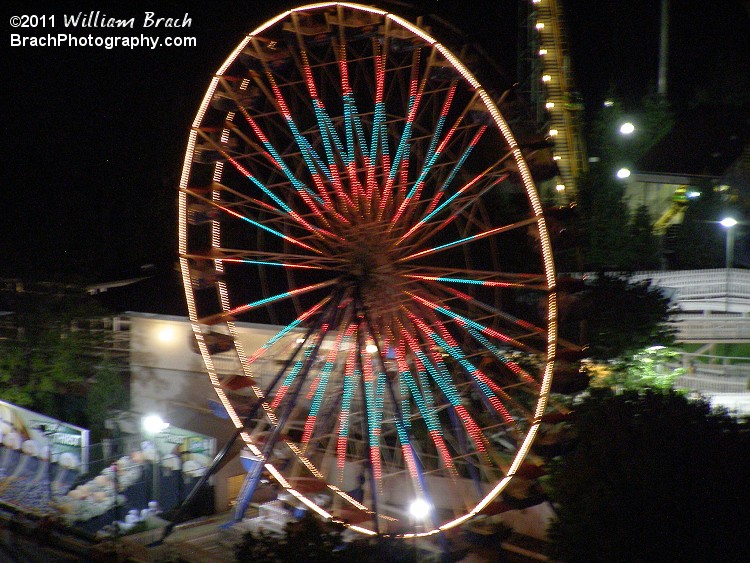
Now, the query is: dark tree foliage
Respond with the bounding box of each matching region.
[561,273,674,360]
[235,513,346,562]
[0,287,128,433]
[574,169,632,271]
[234,512,419,562]
[547,389,750,562]
[627,205,661,270]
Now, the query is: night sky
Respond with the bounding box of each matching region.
[3,0,749,283]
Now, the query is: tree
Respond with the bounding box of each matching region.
[627,205,661,271]
[575,169,632,271]
[547,389,750,562]
[559,273,675,360]
[0,286,128,431]
[587,345,683,391]
[235,513,346,562]
[234,512,419,562]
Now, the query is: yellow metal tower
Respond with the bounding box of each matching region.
[520,0,587,200]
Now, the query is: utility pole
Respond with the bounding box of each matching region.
[658,0,670,96]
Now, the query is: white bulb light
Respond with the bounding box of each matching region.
[158,327,175,343]
[142,415,169,434]
[409,499,431,519]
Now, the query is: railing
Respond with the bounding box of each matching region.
[631,269,750,306]
[675,374,748,394]
[674,315,750,342]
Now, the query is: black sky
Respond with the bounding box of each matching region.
[3,0,749,282]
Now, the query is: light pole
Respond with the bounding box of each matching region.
[409,499,431,562]
[720,217,737,269]
[720,217,737,312]
[142,415,169,506]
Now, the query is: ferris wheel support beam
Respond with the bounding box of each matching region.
[358,302,447,543]
[233,291,345,522]
[154,303,337,543]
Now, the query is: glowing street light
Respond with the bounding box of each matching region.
[410,498,431,518]
[720,217,738,311]
[142,415,170,435]
[616,167,631,179]
[619,122,635,135]
[720,217,737,269]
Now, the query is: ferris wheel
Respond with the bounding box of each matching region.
[178,2,558,536]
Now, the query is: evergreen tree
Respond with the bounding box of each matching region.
[627,205,661,270]
[547,389,750,562]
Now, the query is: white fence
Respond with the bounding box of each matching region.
[632,268,750,314]
[674,315,750,342]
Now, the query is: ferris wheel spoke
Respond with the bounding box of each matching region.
[378,48,425,220]
[335,44,367,205]
[245,297,330,367]
[265,72,343,217]
[392,336,458,477]
[440,284,551,351]
[364,40,387,212]
[422,124,487,215]
[301,316,354,446]
[398,318,490,465]
[399,216,540,263]
[406,291,532,354]
[299,51,356,213]
[408,312,517,430]
[390,83,464,228]
[199,279,338,325]
[220,153,342,239]
[236,99,334,226]
[401,167,514,250]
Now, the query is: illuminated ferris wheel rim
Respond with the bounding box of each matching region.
[177,2,558,536]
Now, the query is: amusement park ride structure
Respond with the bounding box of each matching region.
[173,1,587,541]
[518,0,587,200]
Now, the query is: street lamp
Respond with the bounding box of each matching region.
[409,499,431,561]
[142,415,169,505]
[720,217,737,268]
[616,167,631,179]
[619,122,635,135]
[720,217,737,312]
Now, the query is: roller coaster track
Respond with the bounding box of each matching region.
[520,0,587,199]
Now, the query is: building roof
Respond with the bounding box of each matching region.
[637,106,750,178]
